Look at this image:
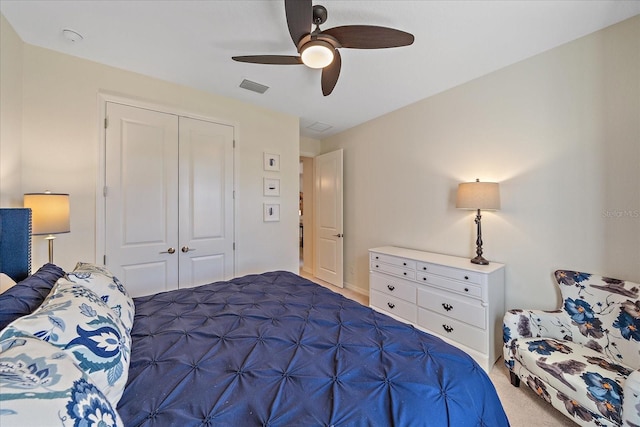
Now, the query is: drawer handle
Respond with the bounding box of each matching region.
[375,256,379,259]
[403,262,407,266]
[442,325,454,333]
[464,288,469,292]
[422,266,427,271]
[442,303,453,312]
[387,302,395,309]
[464,275,469,280]
[422,277,427,281]
[375,265,379,268]
[403,272,407,276]
[387,285,395,291]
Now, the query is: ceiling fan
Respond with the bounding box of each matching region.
[232,0,415,96]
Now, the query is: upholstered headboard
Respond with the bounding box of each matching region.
[0,208,32,282]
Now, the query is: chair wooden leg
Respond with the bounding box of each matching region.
[509,371,521,387]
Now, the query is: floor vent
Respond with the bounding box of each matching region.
[239,79,269,94]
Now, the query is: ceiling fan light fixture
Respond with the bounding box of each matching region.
[300,40,334,69]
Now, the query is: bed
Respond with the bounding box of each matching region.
[0,208,509,426]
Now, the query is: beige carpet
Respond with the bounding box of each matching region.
[489,360,576,426]
[301,271,577,426]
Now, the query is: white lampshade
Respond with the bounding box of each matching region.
[301,40,335,69]
[456,180,500,211]
[24,193,70,235]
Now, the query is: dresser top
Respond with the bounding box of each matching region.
[369,246,505,274]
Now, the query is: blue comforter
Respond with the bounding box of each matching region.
[118,271,509,426]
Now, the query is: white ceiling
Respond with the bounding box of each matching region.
[2,1,639,139]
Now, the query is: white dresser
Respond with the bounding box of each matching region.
[369,246,505,372]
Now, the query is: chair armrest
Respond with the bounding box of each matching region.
[502,308,570,372]
[623,369,640,426]
[503,308,569,342]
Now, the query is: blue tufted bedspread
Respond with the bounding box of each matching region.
[118,271,509,426]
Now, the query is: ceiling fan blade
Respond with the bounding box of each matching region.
[232,55,303,65]
[321,49,341,96]
[323,25,414,49]
[285,0,312,46]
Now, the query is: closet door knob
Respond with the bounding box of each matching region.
[160,248,175,254]
[181,246,195,253]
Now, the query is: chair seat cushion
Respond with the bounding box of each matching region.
[512,336,633,424]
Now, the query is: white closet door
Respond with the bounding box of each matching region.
[178,117,235,289]
[105,102,180,297]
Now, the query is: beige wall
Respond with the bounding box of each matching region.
[0,14,23,207]
[300,136,322,157]
[1,15,300,275]
[322,16,640,310]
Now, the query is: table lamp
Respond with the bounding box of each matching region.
[23,192,70,263]
[456,179,500,265]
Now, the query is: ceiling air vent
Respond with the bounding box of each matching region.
[306,122,332,132]
[239,79,269,94]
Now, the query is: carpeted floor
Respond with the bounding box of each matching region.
[489,359,576,426]
[302,271,578,426]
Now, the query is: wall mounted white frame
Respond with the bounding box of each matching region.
[264,203,280,222]
[264,153,280,171]
[263,178,280,196]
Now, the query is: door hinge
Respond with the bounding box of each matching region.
[233,139,236,148]
[104,117,108,129]
[233,242,236,251]
[103,255,107,265]
[103,186,108,197]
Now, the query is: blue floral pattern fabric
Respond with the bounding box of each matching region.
[0,281,131,407]
[66,262,135,332]
[0,336,122,426]
[503,270,640,427]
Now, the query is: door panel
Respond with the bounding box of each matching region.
[120,262,173,297]
[105,102,179,297]
[314,149,343,287]
[188,254,225,286]
[178,117,235,289]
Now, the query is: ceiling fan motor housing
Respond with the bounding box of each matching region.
[313,5,328,26]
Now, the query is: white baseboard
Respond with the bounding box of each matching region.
[343,281,369,297]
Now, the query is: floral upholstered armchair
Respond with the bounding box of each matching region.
[503,270,640,426]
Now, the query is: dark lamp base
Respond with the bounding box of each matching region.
[470,255,489,265]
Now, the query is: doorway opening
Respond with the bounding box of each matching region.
[299,156,314,275]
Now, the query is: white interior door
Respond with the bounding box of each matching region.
[105,102,179,297]
[314,149,343,287]
[178,117,234,288]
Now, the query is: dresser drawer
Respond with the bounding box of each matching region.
[417,287,485,329]
[370,290,417,323]
[370,272,416,303]
[371,261,416,280]
[416,272,482,298]
[417,307,487,353]
[416,262,483,285]
[371,252,417,270]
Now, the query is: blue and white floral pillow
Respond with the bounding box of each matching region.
[0,282,131,406]
[65,262,135,332]
[0,336,123,427]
